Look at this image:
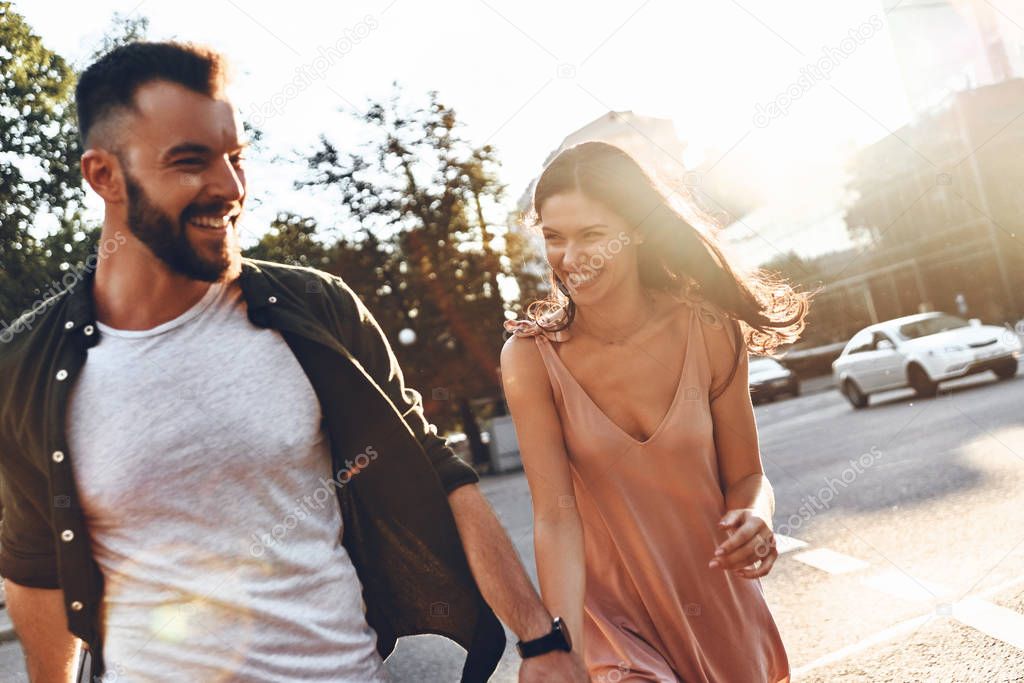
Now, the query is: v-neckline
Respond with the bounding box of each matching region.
[544,304,698,447]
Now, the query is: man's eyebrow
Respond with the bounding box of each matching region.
[162,142,211,158]
[161,141,249,161]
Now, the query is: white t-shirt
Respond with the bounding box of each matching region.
[67,279,387,681]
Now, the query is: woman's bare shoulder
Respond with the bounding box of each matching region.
[501,332,541,366]
[500,333,549,392]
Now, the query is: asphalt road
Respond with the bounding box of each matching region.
[2,367,1023,681]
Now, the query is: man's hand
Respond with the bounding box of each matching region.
[519,650,589,683]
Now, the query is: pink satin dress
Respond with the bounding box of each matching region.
[511,297,789,682]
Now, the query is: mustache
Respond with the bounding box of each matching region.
[181,203,243,222]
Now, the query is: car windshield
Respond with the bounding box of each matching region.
[898,314,970,340]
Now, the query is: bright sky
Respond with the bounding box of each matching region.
[17,0,914,264]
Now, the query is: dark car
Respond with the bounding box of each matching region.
[749,357,800,404]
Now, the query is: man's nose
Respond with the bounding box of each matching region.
[207,156,245,203]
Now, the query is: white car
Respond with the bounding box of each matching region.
[832,312,1021,408]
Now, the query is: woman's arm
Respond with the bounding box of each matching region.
[704,318,780,578]
[500,335,587,656]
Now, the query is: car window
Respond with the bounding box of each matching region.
[872,331,895,349]
[846,330,874,355]
[899,314,969,339]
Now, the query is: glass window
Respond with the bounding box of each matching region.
[845,330,875,355]
[899,315,969,340]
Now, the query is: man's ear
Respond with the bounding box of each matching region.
[81,148,127,204]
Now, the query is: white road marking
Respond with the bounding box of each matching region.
[791,613,934,676]
[953,598,1024,650]
[774,534,808,555]
[792,548,870,574]
[859,570,953,603]
[791,572,1024,676]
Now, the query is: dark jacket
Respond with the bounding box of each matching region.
[0,258,505,681]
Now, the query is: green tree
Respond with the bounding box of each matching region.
[0,1,83,325]
[1,6,152,330]
[299,88,516,464]
[86,11,149,63]
[244,212,331,268]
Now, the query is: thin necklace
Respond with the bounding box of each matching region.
[578,293,658,346]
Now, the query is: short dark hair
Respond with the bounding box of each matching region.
[75,41,229,147]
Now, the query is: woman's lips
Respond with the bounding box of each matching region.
[564,269,602,291]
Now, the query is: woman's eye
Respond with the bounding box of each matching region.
[175,158,204,166]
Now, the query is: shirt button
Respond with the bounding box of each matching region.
[61,530,74,542]
[268,296,278,304]
[64,321,75,330]
[55,369,68,381]
[83,325,95,336]
[52,450,65,463]
[70,601,84,611]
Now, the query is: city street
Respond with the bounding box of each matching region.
[383,366,1024,681]
[1,369,1023,681]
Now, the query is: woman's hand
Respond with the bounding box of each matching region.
[709,508,778,579]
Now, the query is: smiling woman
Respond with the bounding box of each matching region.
[501,141,809,682]
[519,141,808,357]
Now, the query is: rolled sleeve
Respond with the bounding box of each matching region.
[326,274,480,493]
[400,403,480,493]
[0,470,60,588]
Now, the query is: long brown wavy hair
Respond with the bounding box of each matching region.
[522,141,810,384]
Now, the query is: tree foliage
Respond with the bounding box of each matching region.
[0,5,151,326]
[292,88,533,455]
[0,1,84,322]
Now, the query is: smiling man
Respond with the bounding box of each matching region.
[0,42,585,682]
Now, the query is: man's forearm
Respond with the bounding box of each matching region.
[5,581,80,682]
[447,484,553,641]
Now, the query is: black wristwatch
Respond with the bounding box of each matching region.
[516,617,573,658]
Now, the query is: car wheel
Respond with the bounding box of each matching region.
[907,364,938,398]
[842,379,868,408]
[994,359,1018,380]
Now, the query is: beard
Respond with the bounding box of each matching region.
[124,172,242,282]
